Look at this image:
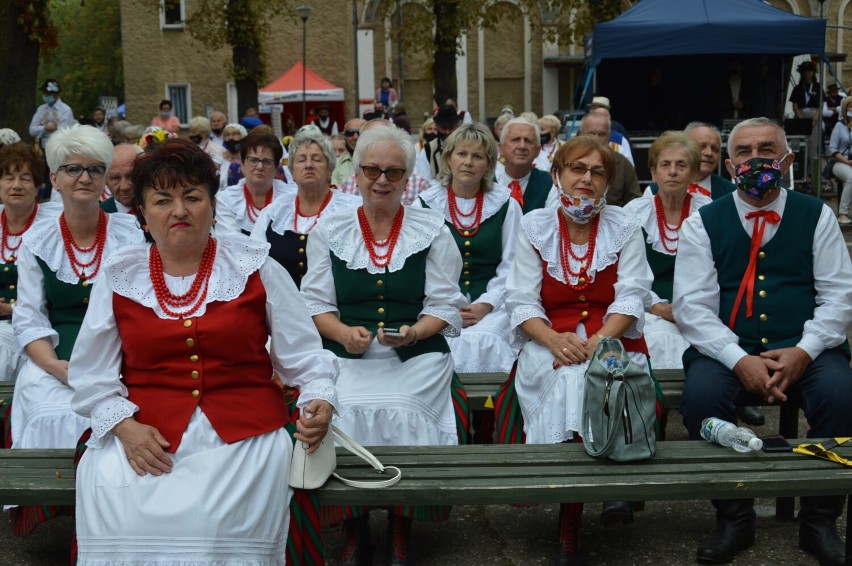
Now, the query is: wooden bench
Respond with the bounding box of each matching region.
[1,442,849,562]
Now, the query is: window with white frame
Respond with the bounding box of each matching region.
[160,0,185,30]
[166,84,191,126]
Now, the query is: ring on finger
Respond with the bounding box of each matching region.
[561,347,568,353]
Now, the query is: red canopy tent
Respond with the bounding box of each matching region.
[259,61,345,130]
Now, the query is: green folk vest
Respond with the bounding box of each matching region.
[36,257,91,361]
[0,262,17,317]
[642,230,675,303]
[694,192,848,359]
[423,198,509,303]
[325,246,450,361]
[522,168,552,213]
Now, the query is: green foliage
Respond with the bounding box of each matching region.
[185,0,294,85]
[15,0,59,51]
[37,0,123,119]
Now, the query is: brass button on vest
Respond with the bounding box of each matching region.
[190,354,199,362]
[759,314,767,321]
[191,390,199,398]
[191,370,199,379]
[183,320,192,327]
[186,338,195,347]
[758,251,766,259]
[758,290,767,298]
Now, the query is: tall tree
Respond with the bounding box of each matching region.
[183,0,292,117]
[38,0,123,121]
[0,0,58,142]
[379,0,627,107]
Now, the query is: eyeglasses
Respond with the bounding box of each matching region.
[564,161,607,182]
[344,129,360,137]
[245,156,276,169]
[360,165,406,182]
[57,164,107,179]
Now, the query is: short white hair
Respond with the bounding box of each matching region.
[289,129,336,174]
[352,124,415,181]
[726,117,787,157]
[45,124,113,172]
[189,116,211,134]
[499,117,540,146]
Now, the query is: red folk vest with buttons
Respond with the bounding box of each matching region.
[539,257,648,355]
[112,271,288,452]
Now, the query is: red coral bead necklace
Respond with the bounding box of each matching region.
[654,193,691,253]
[558,211,599,291]
[358,206,404,268]
[294,190,333,233]
[59,209,108,282]
[1,205,38,263]
[244,185,273,223]
[150,235,217,318]
[447,188,484,237]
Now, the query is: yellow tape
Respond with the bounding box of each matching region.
[793,438,852,467]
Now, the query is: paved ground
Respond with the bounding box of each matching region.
[0,191,848,565]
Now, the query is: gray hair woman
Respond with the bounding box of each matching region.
[9,125,143,533]
[300,124,468,563]
[624,130,707,370]
[250,129,361,288]
[418,123,522,375]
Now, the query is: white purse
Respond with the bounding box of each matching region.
[289,423,402,490]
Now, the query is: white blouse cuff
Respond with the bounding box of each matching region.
[306,304,339,317]
[510,305,551,346]
[421,306,462,337]
[89,396,139,445]
[17,328,58,357]
[296,378,341,415]
[605,298,645,339]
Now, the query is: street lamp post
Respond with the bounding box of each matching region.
[296,4,313,126]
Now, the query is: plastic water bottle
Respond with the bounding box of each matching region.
[700,417,763,453]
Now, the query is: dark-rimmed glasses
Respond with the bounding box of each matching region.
[360,165,405,182]
[245,156,276,169]
[563,161,607,182]
[344,129,361,137]
[57,164,107,179]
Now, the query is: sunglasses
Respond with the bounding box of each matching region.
[344,129,360,137]
[360,165,406,182]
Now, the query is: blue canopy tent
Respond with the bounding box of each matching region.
[588,0,825,65]
[578,0,826,132]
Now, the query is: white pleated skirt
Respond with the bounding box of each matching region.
[11,359,90,449]
[334,341,458,447]
[446,307,518,373]
[515,340,648,445]
[0,320,22,381]
[76,408,293,566]
[644,313,689,370]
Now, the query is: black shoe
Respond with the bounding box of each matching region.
[388,514,412,566]
[558,503,585,566]
[600,501,634,527]
[341,515,373,566]
[736,406,765,426]
[799,518,845,566]
[799,495,847,566]
[696,499,755,564]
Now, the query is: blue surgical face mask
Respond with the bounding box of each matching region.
[43,95,56,105]
[732,157,784,201]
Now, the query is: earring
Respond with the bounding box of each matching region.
[142,224,148,232]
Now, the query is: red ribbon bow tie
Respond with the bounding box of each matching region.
[727,209,781,330]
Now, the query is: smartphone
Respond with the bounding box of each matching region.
[382,327,404,337]
[761,435,793,452]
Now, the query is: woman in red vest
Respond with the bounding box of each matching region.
[500,136,653,565]
[69,138,339,565]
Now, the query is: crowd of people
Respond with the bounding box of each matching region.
[0,83,850,566]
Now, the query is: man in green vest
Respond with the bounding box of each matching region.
[100,144,142,214]
[674,117,852,566]
[495,117,552,213]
